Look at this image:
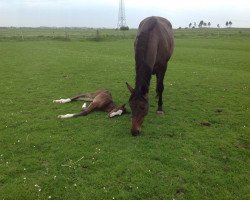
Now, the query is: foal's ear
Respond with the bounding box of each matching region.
[126,82,134,93]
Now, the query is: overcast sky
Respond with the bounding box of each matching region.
[0,0,249,28]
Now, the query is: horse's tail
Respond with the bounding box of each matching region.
[135,17,157,95]
[135,17,157,61]
[135,17,157,63]
[139,17,157,33]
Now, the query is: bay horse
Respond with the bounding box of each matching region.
[53,90,127,118]
[126,16,174,136]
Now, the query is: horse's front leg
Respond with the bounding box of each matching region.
[57,102,97,119]
[156,70,166,114]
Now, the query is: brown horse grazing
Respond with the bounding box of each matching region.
[126,16,174,136]
[53,90,127,118]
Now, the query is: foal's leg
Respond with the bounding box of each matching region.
[53,90,104,104]
[156,69,166,114]
[70,93,95,102]
[58,102,98,119]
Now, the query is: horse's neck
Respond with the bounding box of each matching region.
[135,64,152,95]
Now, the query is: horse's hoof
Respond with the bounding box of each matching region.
[157,111,164,115]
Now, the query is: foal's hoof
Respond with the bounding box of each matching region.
[157,110,164,115]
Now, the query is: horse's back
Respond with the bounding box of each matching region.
[138,16,172,31]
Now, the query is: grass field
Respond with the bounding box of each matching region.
[0,29,249,199]
[1,27,250,41]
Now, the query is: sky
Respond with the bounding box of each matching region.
[0,0,250,28]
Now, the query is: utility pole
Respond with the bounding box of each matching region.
[117,0,127,29]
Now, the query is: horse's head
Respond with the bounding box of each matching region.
[126,82,149,136]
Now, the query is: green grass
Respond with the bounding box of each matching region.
[0,29,249,199]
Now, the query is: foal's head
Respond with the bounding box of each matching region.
[126,82,149,136]
[108,104,127,118]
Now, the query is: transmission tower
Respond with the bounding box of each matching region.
[117,0,127,28]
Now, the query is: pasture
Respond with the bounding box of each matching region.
[0,28,249,199]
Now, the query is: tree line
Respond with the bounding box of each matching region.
[187,21,233,28]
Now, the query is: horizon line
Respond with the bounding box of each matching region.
[1,26,250,29]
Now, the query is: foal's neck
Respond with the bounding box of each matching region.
[105,102,117,112]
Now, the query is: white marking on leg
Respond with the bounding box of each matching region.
[58,114,74,119]
[82,103,87,109]
[53,98,71,104]
[109,110,123,118]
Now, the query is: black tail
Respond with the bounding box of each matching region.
[137,17,157,44]
[135,17,157,94]
[135,17,157,68]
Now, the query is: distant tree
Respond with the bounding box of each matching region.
[198,20,204,28]
[229,21,232,28]
[203,22,207,27]
[226,21,229,28]
[208,22,211,28]
[194,22,196,27]
[120,26,129,31]
[217,24,220,28]
[189,23,192,28]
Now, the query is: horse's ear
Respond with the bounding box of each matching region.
[126,82,134,93]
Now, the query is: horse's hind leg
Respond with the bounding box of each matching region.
[53,90,105,104]
[156,68,167,114]
[53,97,72,104]
[69,90,109,101]
[70,93,95,102]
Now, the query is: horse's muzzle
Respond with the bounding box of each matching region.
[131,128,141,136]
[131,118,143,136]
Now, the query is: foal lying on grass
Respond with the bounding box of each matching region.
[53,89,127,119]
